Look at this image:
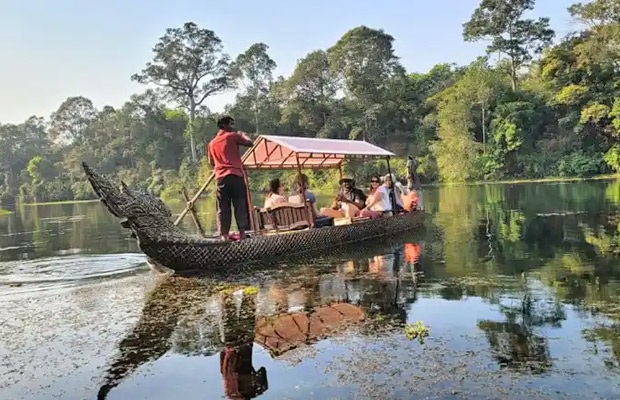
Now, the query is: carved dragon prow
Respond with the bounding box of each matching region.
[82,162,199,246]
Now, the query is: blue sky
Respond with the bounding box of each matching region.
[0,0,579,123]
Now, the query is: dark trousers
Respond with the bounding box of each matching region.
[217,174,250,235]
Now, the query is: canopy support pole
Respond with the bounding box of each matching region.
[296,154,313,227]
[243,169,255,232]
[338,164,343,179]
[182,187,206,237]
[386,156,396,215]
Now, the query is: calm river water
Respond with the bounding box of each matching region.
[2,181,620,399]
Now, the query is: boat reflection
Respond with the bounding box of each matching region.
[98,241,423,399]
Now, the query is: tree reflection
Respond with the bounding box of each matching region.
[477,320,550,372]
[583,326,620,371]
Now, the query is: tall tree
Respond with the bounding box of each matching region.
[49,96,97,145]
[0,117,49,200]
[281,50,339,136]
[328,26,406,142]
[463,0,555,90]
[460,58,504,152]
[328,26,401,103]
[569,0,620,27]
[232,43,277,133]
[132,22,233,163]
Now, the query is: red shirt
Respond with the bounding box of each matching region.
[208,130,253,179]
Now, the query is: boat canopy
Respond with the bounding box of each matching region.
[243,135,395,170]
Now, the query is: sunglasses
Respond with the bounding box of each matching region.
[371,180,380,183]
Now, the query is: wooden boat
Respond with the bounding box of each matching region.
[82,135,425,275]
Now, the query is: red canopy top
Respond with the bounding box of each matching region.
[243,135,395,170]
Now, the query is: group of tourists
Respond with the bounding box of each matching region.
[208,115,419,241]
[263,175,319,214]
[320,174,415,220]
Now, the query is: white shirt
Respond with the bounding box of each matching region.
[369,186,391,212]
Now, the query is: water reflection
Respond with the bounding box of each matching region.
[97,241,423,399]
[5,180,620,398]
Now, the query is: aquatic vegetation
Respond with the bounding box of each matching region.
[405,320,430,344]
[243,286,259,295]
[0,208,12,216]
[214,283,259,296]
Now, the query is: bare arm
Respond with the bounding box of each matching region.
[207,145,215,167]
[353,197,365,210]
[364,192,383,210]
[336,193,364,210]
[236,132,254,147]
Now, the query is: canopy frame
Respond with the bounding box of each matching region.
[242,135,394,171]
[174,135,397,234]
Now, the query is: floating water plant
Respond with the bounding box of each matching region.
[243,286,259,295]
[405,320,430,344]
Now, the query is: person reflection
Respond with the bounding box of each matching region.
[218,290,268,400]
[220,344,267,400]
[404,243,422,287]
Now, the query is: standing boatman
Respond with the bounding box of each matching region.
[208,116,254,241]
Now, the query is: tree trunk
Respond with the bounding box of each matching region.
[510,56,518,91]
[482,100,487,153]
[508,24,518,91]
[189,101,197,163]
[254,96,259,134]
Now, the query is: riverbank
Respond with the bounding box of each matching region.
[21,199,100,206]
[11,173,620,207]
[418,173,620,188]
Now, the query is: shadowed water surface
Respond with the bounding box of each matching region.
[3,182,620,399]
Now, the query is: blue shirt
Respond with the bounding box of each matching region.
[305,190,316,204]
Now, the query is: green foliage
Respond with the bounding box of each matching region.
[610,99,620,134]
[569,0,620,27]
[132,22,234,162]
[49,96,97,145]
[491,100,546,151]
[604,145,620,172]
[516,152,561,178]
[558,151,604,177]
[554,84,588,105]
[404,320,430,344]
[279,50,339,137]
[328,26,400,102]
[432,95,481,182]
[160,182,183,202]
[232,43,277,134]
[6,12,620,205]
[463,0,555,89]
[580,103,611,124]
[26,156,56,182]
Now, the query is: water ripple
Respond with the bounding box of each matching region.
[0,253,147,295]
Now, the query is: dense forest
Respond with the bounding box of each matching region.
[2,0,620,207]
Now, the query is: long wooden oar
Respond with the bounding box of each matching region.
[174,173,214,226]
[182,187,207,237]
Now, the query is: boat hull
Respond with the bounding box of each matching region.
[141,211,425,274]
[81,162,425,276]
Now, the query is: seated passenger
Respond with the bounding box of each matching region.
[383,173,405,213]
[264,178,288,209]
[320,177,366,219]
[401,190,419,212]
[288,174,319,215]
[359,175,391,218]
